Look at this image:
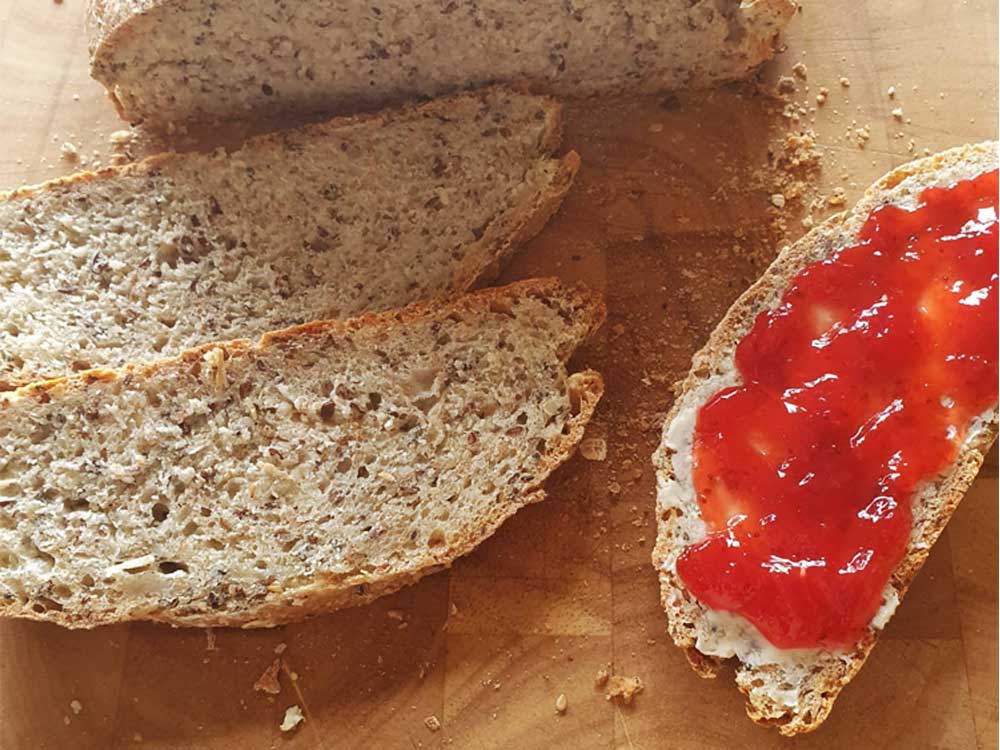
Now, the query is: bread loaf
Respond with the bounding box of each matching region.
[0,88,577,390]
[0,278,604,629]
[87,0,795,124]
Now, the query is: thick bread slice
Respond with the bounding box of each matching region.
[0,88,577,390]
[86,0,795,125]
[0,278,604,629]
[652,143,999,735]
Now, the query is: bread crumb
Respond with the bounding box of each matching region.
[579,437,607,461]
[424,715,442,732]
[770,193,786,209]
[851,125,871,148]
[648,123,663,133]
[777,76,797,94]
[253,659,282,694]
[801,215,815,229]
[109,129,136,147]
[827,188,847,207]
[594,666,610,687]
[555,693,568,714]
[386,609,405,621]
[204,628,218,651]
[839,77,851,88]
[891,107,904,121]
[70,700,83,715]
[776,131,821,172]
[606,675,644,705]
[63,716,71,726]
[279,705,304,732]
[887,86,897,99]
[791,62,808,80]
[274,642,287,655]
[60,142,79,162]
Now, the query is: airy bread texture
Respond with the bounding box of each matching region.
[0,279,605,629]
[87,0,795,124]
[653,142,999,735]
[0,88,577,390]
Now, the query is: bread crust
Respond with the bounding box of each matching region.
[652,142,999,735]
[0,87,577,391]
[1,278,605,629]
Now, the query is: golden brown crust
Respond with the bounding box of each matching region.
[0,278,606,629]
[653,142,999,735]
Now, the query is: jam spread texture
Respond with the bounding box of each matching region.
[678,169,999,650]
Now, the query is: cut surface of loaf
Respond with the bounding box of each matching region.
[87,0,795,124]
[0,88,577,390]
[0,279,605,629]
[652,142,999,734]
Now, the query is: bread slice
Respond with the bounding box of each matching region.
[0,87,577,390]
[87,0,795,125]
[652,142,999,734]
[0,278,604,629]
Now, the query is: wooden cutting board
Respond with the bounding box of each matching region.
[0,2,996,748]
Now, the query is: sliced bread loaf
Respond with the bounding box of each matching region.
[652,143,999,734]
[87,0,795,125]
[0,88,577,390]
[0,278,605,629]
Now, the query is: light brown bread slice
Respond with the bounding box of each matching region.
[0,87,577,390]
[0,278,604,629]
[652,142,999,734]
[87,0,795,125]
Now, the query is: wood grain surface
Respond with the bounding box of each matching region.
[0,1,997,749]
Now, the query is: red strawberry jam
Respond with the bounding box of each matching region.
[678,168,999,650]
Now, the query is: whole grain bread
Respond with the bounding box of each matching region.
[0,87,577,390]
[86,0,795,125]
[652,142,999,735]
[0,278,604,629]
